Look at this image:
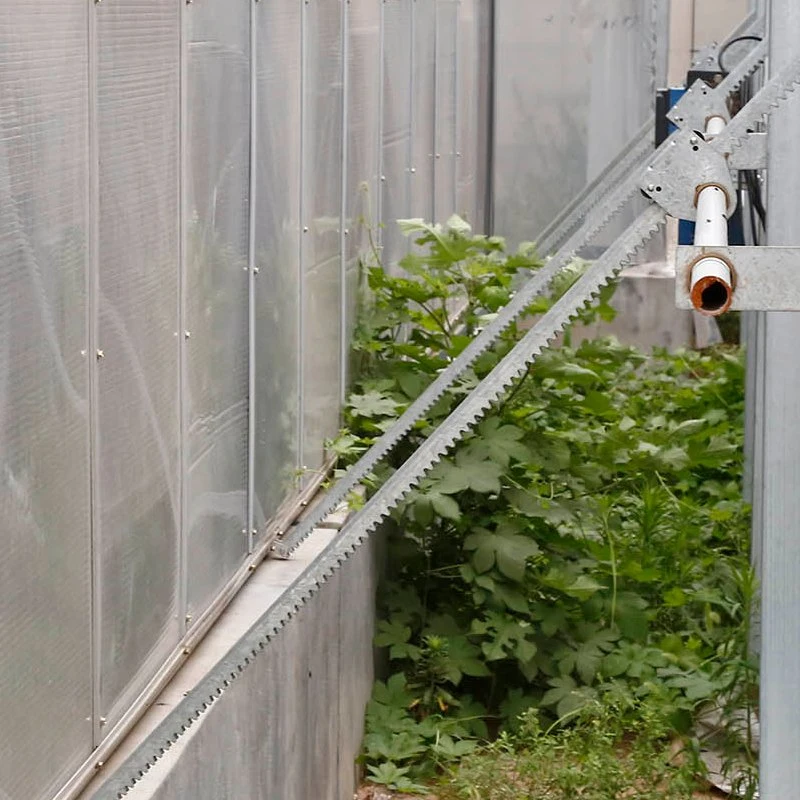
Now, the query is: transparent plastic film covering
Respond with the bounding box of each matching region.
[184,0,250,621]
[0,3,93,797]
[94,0,182,732]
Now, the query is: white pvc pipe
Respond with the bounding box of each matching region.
[689,115,733,315]
[694,184,729,245]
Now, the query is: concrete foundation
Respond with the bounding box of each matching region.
[87,527,381,800]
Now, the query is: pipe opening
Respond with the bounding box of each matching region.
[690,274,732,316]
[699,280,730,313]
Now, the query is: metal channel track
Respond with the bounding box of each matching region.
[95,46,800,800]
[273,33,769,559]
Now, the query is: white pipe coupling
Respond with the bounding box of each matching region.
[690,255,734,316]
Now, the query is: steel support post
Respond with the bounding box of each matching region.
[757,1,800,795]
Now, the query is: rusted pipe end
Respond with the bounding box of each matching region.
[689,255,734,316]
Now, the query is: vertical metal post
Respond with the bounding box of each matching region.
[297,0,307,475]
[484,0,495,235]
[758,1,800,795]
[409,0,419,231]
[178,0,190,626]
[87,0,102,747]
[452,0,459,217]
[376,0,385,253]
[247,0,258,550]
[339,0,349,405]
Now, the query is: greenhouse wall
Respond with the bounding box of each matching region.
[1,0,753,798]
[492,0,670,247]
[0,2,487,798]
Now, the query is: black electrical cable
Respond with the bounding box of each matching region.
[718,35,763,75]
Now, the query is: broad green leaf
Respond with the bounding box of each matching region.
[463,526,539,581]
[348,390,401,419]
[434,449,505,495]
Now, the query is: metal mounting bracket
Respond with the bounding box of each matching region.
[676,246,800,312]
[640,129,736,220]
[668,79,730,131]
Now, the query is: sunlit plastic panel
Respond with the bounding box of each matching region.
[253,0,302,528]
[0,4,93,797]
[492,0,592,247]
[95,1,181,730]
[301,0,344,473]
[434,0,458,223]
[408,0,436,228]
[184,0,250,620]
[345,0,381,375]
[381,0,412,268]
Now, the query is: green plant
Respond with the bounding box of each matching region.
[341,216,754,794]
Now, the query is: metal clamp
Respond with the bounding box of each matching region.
[640,128,736,220]
[676,246,800,313]
[668,79,730,131]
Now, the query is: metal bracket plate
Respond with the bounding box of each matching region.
[728,130,767,170]
[668,79,730,130]
[640,128,736,220]
[676,246,800,311]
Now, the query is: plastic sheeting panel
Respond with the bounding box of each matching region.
[345,1,381,361]
[493,0,658,248]
[456,0,479,227]
[434,0,458,222]
[301,0,344,472]
[381,0,412,267]
[185,0,250,620]
[95,1,181,730]
[253,0,302,525]
[410,0,435,225]
[0,4,93,797]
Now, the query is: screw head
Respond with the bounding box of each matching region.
[646,184,655,192]
[96,349,105,360]
[689,136,698,145]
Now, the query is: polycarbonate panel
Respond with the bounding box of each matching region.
[456,0,479,227]
[345,0,381,359]
[95,1,181,729]
[434,0,458,222]
[253,0,302,526]
[410,0,435,225]
[493,1,592,246]
[0,5,92,797]
[185,0,250,619]
[493,0,657,247]
[301,0,344,472]
[381,0,412,267]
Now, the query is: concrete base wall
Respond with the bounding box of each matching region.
[110,538,380,800]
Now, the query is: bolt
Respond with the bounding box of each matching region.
[689,135,698,145]
[252,528,258,536]
[344,229,349,235]
[184,330,191,339]
[380,175,386,182]
[99,717,107,726]
[303,226,309,233]
[456,151,462,157]
[410,167,416,174]
[185,614,192,624]
[253,266,260,274]
[435,153,441,159]
[96,349,105,360]
[646,184,655,192]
